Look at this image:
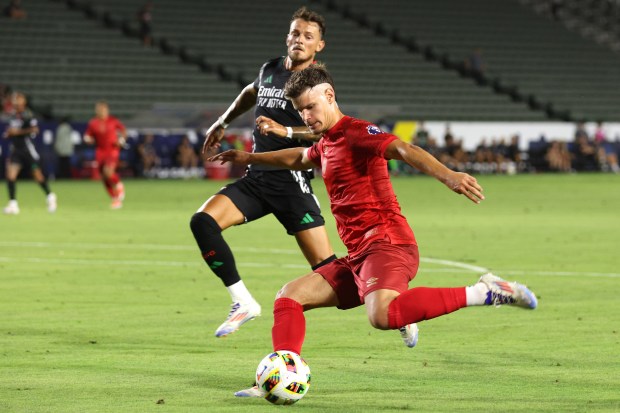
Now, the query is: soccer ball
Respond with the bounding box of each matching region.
[255,350,311,405]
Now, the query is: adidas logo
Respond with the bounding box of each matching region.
[209,261,223,269]
[263,74,273,84]
[300,213,314,225]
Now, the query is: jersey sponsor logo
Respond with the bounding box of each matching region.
[263,74,273,84]
[367,125,382,135]
[257,86,288,109]
[363,227,379,239]
[366,277,379,288]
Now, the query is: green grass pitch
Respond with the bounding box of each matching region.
[1,174,618,412]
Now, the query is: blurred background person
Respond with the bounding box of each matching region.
[175,134,199,170]
[135,133,160,176]
[3,0,26,20]
[54,116,74,179]
[3,92,56,214]
[83,101,127,209]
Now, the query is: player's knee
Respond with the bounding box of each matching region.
[367,311,390,330]
[190,212,221,235]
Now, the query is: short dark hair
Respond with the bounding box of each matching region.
[284,63,335,100]
[291,7,326,37]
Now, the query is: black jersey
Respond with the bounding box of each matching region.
[251,57,312,171]
[7,109,38,152]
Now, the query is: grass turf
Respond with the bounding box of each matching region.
[0,174,618,412]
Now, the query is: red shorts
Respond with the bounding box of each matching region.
[95,149,120,168]
[315,241,419,310]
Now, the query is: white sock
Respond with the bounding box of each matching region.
[226,280,254,303]
[465,282,489,306]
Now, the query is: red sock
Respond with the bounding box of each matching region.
[109,173,120,186]
[272,298,305,355]
[388,287,467,329]
[103,179,115,197]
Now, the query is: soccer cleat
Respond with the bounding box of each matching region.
[479,273,538,309]
[215,301,261,337]
[46,193,57,213]
[110,198,123,209]
[399,323,419,348]
[3,200,19,215]
[234,385,266,398]
[115,182,125,201]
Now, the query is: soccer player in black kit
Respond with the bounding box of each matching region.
[3,92,56,214]
[191,7,419,349]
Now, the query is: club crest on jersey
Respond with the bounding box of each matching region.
[367,125,382,135]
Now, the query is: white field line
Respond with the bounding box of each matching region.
[0,241,618,278]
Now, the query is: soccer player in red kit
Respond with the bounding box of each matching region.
[208,65,538,397]
[84,101,127,209]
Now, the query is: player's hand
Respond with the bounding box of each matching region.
[83,135,94,145]
[4,127,18,138]
[207,149,251,165]
[446,172,484,204]
[202,121,226,154]
[256,116,288,138]
[117,137,129,150]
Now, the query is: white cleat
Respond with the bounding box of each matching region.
[110,198,123,210]
[46,193,57,213]
[215,301,261,337]
[399,323,419,348]
[479,273,538,309]
[234,385,266,398]
[115,182,125,201]
[3,200,19,215]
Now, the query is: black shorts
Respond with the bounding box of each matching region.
[218,169,325,235]
[8,146,40,169]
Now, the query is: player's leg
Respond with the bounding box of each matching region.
[294,226,336,268]
[4,161,21,214]
[267,170,336,267]
[101,157,123,207]
[235,271,340,398]
[358,244,537,332]
[31,166,56,212]
[190,177,265,337]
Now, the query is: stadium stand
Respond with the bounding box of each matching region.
[0,0,239,121]
[320,0,620,122]
[83,0,546,121]
[3,0,620,123]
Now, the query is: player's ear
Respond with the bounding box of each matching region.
[324,87,335,103]
[315,39,325,53]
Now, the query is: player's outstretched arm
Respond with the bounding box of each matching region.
[255,116,322,142]
[208,147,314,171]
[385,139,485,204]
[202,83,258,153]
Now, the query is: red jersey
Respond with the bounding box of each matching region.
[85,116,125,151]
[306,116,416,257]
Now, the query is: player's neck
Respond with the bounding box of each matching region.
[285,56,315,72]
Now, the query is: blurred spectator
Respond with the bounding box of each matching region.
[592,122,620,173]
[439,133,468,171]
[545,141,572,172]
[412,121,430,150]
[465,48,486,76]
[593,121,606,145]
[572,135,599,171]
[1,83,13,118]
[574,121,588,141]
[137,1,153,47]
[54,117,74,179]
[176,135,199,169]
[3,0,26,19]
[136,134,160,176]
[506,135,522,164]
